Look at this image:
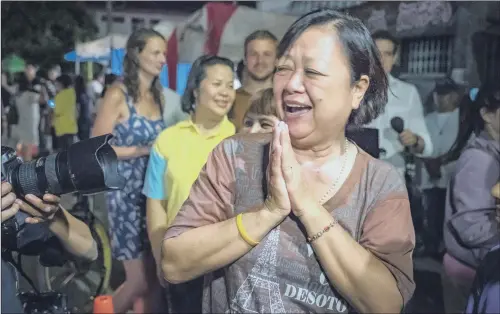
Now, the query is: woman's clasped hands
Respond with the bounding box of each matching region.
[265,121,316,220]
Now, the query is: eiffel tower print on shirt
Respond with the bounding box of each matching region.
[228,227,286,313]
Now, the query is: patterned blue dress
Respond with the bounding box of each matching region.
[106,90,165,260]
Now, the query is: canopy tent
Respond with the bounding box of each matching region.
[74,34,128,59]
[62,4,296,92]
[162,2,297,90]
[63,34,128,77]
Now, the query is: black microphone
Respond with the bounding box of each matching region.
[391,116,415,184]
[390,116,404,134]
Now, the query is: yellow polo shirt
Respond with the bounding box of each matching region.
[142,116,235,227]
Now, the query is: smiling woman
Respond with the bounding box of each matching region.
[143,55,236,313]
[162,9,415,314]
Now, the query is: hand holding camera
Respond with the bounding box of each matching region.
[17,193,61,224]
[2,181,61,225]
[1,182,19,223]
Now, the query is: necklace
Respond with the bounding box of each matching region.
[318,138,351,204]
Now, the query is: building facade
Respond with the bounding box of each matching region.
[85,3,192,37]
[257,1,499,110]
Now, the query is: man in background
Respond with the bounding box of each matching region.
[86,72,104,113]
[367,31,433,256]
[39,64,61,154]
[229,30,277,131]
[366,31,433,174]
[417,78,463,258]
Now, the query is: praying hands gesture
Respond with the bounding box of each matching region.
[265,121,316,219]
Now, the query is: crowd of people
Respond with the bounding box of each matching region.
[1,8,499,314]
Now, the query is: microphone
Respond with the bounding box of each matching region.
[390,116,404,134]
[391,116,415,183]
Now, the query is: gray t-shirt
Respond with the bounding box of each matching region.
[162,88,188,128]
[165,133,416,313]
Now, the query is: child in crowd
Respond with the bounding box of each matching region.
[239,87,278,134]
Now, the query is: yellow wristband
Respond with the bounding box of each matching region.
[236,213,259,246]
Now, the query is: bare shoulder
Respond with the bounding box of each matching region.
[103,84,126,105]
[99,83,128,116]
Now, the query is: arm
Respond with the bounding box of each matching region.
[48,207,98,261]
[143,143,169,266]
[408,87,433,157]
[299,174,415,313]
[147,199,168,266]
[91,85,149,159]
[447,150,500,249]
[163,207,281,284]
[53,93,62,118]
[162,141,282,284]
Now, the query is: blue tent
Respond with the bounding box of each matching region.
[64,48,125,75]
[64,48,191,94]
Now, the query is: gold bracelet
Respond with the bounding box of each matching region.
[236,213,259,246]
[307,219,337,243]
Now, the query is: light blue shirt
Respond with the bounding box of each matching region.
[142,148,168,200]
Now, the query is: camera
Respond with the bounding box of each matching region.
[1,134,125,313]
[2,134,124,199]
[1,134,125,250]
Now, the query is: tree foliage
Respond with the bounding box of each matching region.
[1,2,98,69]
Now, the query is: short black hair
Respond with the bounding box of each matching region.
[371,30,399,54]
[244,30,278,57]
[56,74,73,89]
[473,85,500,133]
[181,55,234,114]
[245,87,277,117]
[434,77,461,95]
[277,9,388,126]
[236,60,245,82]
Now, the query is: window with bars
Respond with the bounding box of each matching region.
[131,18,146,32]
[289,1,365,15]
[472,32,500,84]
[399,36,453,75]
[150,19,160,27]
[101,16,125,23]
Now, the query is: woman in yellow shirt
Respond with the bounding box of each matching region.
[53,74,78,150]
[143,55,236,313]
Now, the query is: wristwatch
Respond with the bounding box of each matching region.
[412,135,420,149]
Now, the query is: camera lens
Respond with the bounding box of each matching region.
[5,135,124,198]
[12,159,43,196]
[10,152,75,197]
